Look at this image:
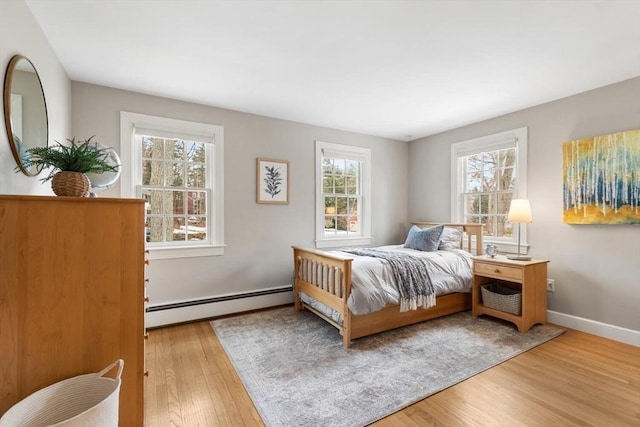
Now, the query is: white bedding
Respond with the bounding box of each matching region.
[299,245,473,323]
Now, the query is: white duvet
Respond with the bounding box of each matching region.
[299,245,473,323]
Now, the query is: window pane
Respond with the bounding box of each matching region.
[480,216,491,236]
[481,152,498,191]
[336,197,347,215]
[142,160,164,186]
[464,194,479,215]
[171,216,186,241]
[336,215,348,232]
[345,160,358,176]
[498,215,511,237]
[165,139,183,161]
[479,194,493,215]
[498,193,513,216]
[187,216,206,241]
[187,163,205,188]
[323,176,334,193]
[485,193,496,215]
[162,190,183,215]
[499,148,516,168]
[324,196,336,212]
[347,197,358,214]
[349,217,359,232]
[169,162,185,187]
[147,216,164,243]
[346,176,357,194]
[324,215,336,233]
[142,136,163,160]
[334,159,345,175]
[322,157,333,174]
[334,179,345,194]
[188,191,207,215]
[144,188,164,216]
[186,141,205,162]
[465,154,482,192]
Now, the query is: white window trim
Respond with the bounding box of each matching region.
[315,141,372,249]
[450,127,528,254]
[120,111,225,259]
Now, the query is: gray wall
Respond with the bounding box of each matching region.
[71,82,409,307]
[409,77,640,332]
[0,0,71,194]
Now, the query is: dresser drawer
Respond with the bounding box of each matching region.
[474,261,523,281]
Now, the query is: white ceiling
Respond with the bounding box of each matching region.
[26,1,640,141]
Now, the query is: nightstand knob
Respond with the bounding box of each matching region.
[494,268,501,273]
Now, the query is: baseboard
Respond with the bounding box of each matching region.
[145,286,294,328]
[547,310,640,347]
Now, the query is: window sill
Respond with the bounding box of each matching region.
[146,244,225,260]
[315,237,372,249]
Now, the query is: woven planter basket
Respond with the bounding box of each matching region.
[51,171,90,197]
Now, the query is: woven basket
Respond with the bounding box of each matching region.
[481,283,522,315]
[51,171,90,197]
[0,359,123,427]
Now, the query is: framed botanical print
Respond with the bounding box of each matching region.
[257,158,289,204]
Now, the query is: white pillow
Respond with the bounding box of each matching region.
[438,226,463,250]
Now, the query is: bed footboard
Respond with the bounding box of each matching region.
[292,246,353,347]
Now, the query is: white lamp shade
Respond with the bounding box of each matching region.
[507,199,532,223]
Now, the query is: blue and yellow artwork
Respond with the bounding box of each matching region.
[563,129,640,224]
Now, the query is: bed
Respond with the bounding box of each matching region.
[292,222,483,348]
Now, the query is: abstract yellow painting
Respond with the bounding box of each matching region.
[563,129,640,224]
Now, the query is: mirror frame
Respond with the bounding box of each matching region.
[3,54,49,176]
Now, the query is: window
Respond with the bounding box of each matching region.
[315,141,371,248]
[451,127,527,251]
[120,112,224,259]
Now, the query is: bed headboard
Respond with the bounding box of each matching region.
[411,222,483,255]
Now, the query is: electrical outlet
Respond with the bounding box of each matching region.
[547,279,555,292]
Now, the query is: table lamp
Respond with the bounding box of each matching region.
[506,199,532,260]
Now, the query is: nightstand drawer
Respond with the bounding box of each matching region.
[474,262,523,281]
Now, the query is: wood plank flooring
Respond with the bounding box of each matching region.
[144,312,640,426]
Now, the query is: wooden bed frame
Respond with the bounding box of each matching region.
[292,222,483,348]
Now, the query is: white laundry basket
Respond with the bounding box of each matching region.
[0,359,124,427]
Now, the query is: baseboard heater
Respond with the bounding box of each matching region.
[146,285,293,312]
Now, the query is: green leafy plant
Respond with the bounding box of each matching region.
[21,136,118,182]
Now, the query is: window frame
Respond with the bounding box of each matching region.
[120,111,225,259]
[450,127,528,253]
[315,140,372,249]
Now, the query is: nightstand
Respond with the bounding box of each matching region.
[472,255,549,332]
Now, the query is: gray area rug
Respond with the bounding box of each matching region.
[211,307,564,427]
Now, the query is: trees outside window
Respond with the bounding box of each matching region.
[451,127,527,250]
[315,141,371,249]
[120,111,224,259]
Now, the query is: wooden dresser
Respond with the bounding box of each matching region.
[0,195,145,426]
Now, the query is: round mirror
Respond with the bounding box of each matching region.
[3,55,49,176]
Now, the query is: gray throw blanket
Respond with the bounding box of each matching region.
[342,248,436,312]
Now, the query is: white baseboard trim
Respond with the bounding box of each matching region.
[547,310,640,347]
[145,286,294,329]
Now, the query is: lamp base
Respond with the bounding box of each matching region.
[506,254,531,261]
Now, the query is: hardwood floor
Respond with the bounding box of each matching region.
[144,313,640,426]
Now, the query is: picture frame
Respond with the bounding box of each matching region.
[562,128,639,224]
[257,158,289,204]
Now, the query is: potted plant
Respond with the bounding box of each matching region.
[21,136,119,197]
